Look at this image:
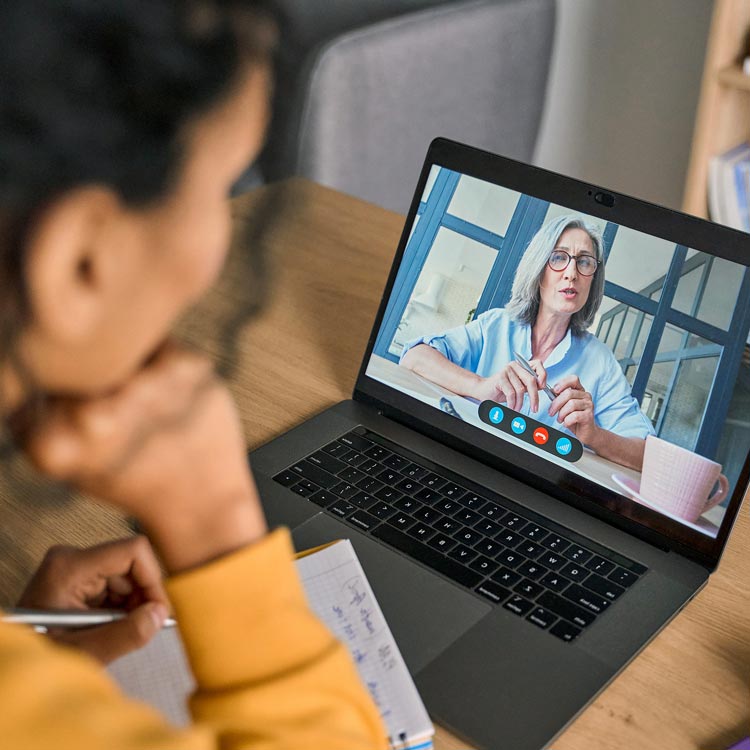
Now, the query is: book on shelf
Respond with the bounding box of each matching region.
[708,141,750,231]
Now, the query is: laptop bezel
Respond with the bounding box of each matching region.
[353,137,750,569]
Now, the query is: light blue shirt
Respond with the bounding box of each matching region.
[400,308,655,440]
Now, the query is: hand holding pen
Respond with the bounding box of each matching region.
[471,352,555,413]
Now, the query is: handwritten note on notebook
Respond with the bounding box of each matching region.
[107,539,433,750]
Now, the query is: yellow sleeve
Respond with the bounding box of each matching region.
[0,528,388,750]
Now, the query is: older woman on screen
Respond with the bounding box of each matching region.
[400,214,654,471]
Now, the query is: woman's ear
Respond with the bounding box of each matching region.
[23,187,127,344]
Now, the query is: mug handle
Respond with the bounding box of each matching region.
[704,474,729,513]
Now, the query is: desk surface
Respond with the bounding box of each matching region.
[0,179,748,750]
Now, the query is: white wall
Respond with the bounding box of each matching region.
[534,0,713,210]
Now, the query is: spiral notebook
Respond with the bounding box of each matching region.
[108,539,434,750]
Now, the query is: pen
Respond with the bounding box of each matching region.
[512,350,557,401]
[2,607,177,634]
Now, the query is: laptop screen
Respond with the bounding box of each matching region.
[363,159,750,550]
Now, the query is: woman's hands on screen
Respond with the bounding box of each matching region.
[547,374,599,444]
[473,359,549,413]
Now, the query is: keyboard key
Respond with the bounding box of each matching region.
[479,503,506,521]
[514,578,544,599]
[540,571,570,593]
[541,535,571,553]
[585,555,615,576]
[364,444,390,461]
[309,489,337,508]
[421,473,447,490]
[374,486,402,503]
[538,551,566,570]
[474,538,504,557]
[584,573,626,601]
[435,517,461,534]
[414,487,441,504]
[564,546,593,565]
[408,523,436,543]
[469,555,498,575]
[381,453,409,471]
[347,510,380,531]
[291,460,338,489]
[474,519,503,537]
[387,512,415,531]
[492,567,522,587]
[521,525,549,542]
[550,620,582,643]
[447,544,478,564]
[395,478,421,495]
[537,591,596,629]
[350,492,377,510]
[356,476,383,494]
[441,483,466,500]
[608,567,639,588]
[329,500,356,518]
[503,514,529,532]
[357,459,382,475]
[393,496,422,514]
[518,541,544,559]
[273,470,298,486]
[453,527,483,546]
[496,549,526,569]
[339,466,367,484]
[331,482,359,499]
[497,529,522,547]
[370,502,397,520]
[562,583,610,615]
[308,450,347,475]
[372,524,482,588]
[339,432,373,452]
[377,468,401,484]
[518,560,547,580]
[341,450,369,467]
[427,533,457,553]
[413,507,444,525]
[402,463,429,480]
[436,499,461,515]
[322,440,348,457]
[527,607,557,630]
[454,508,483,526]
[291,480,317,497]
[560,563,589,583]
[475,581,511,604]
[458,493,489,511]
[503,595,533,617]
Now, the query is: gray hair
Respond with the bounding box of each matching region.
[505,214,605,335]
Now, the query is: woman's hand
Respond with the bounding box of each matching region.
[473,359,549,413]
[18,536,168,664]
[11,342,267,573]
[547,374,599,444]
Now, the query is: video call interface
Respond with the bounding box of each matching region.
[366,165,750,540]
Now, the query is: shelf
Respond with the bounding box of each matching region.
[717,65,750,92]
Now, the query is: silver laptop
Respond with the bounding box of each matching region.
[250,138,749,749]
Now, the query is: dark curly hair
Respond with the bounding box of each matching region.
[0,0,281,381]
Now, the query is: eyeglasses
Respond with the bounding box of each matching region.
[547,249,599,277]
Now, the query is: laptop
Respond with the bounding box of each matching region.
[250,137,749,749]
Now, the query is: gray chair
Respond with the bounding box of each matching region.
[257,0,556,213]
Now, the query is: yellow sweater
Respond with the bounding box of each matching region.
[0,528,388,749]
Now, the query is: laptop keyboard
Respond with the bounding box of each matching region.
[273,427,648,643]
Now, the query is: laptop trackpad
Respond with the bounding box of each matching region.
[292,513,490,675]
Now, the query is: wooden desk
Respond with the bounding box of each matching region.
[0,179,748,750]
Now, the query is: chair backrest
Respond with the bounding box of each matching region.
[263,0,556,213]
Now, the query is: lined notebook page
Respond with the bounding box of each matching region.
[107,539,433,748]
[296,540,433,749]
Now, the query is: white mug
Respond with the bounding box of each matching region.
[640,435,729,523]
